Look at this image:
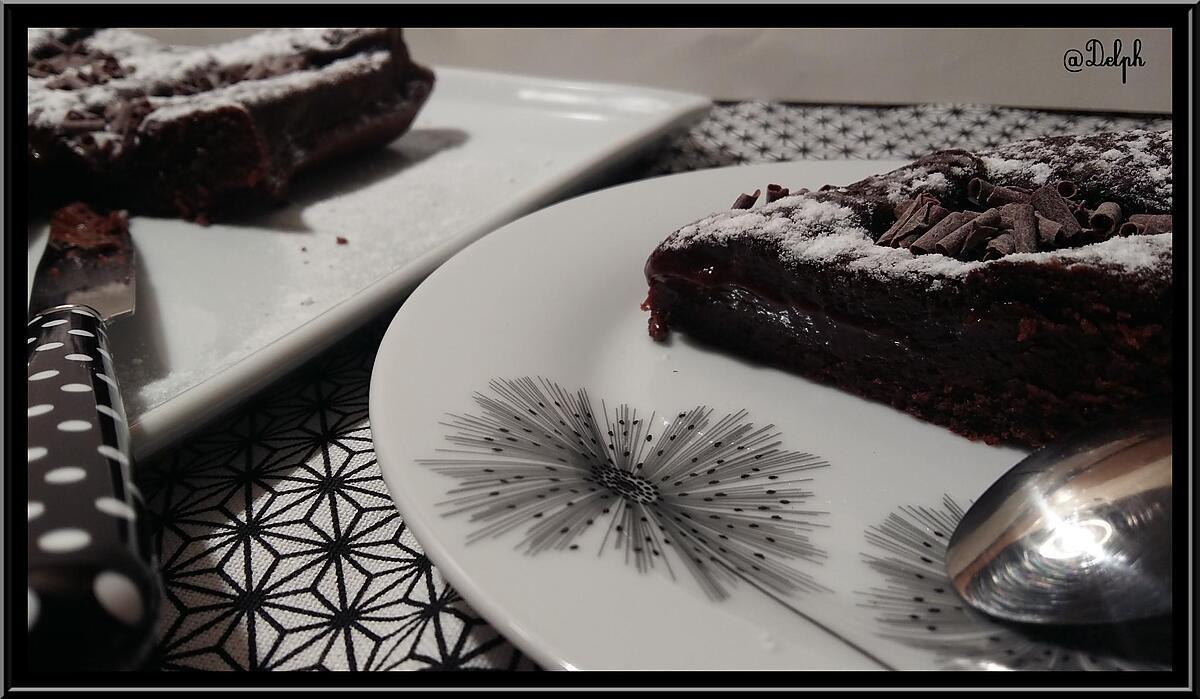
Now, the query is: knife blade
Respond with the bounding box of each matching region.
[26,203,159,671]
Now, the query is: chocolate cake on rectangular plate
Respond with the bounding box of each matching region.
[643,129,1173,448]
[28,28,435,222]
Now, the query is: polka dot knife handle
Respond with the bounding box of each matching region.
[26,306,159,671]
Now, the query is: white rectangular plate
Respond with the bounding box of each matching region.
[26,67,710,459]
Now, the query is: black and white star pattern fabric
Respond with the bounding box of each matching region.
[136,102,1172,672]
[645,102,1171,174]
[139,319,532,671]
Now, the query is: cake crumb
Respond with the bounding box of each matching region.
[336,236,348,245]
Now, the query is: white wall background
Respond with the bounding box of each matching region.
[138,28,1173,113]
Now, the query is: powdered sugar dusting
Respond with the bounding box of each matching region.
[882,167,952,203]
[661,177,1170,284]
[669,196,858,251]
[28,28,393,129]
[143,51,390,123]
[84,28,162,59]
[1004,232,1171,274]
[979,128,1171,211]
[27,28,56,52]
[982,155,1053,185]
[27,28,84,57]
[83,27,379,90]
[660,129,1173,287]
[908,171,949,193]
[664,196,988,281]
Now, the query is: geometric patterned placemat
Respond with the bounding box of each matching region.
[644,102,1169,174]
[137,102,1171,671]
[140,320,532,671]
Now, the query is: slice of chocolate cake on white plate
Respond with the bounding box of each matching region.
[643,129,1173,448]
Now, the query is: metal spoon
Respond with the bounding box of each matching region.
[945,415,1171,625]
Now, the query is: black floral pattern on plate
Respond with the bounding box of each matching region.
[858,495,1170,671]
[423,377,830,601]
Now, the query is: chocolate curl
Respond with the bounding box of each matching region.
[985,185,1032,206]
[973,208,1001,229]
[894,231,923,249]
[960,216,998,257]
[900,202,950,248]
[1035,214,1062,247]
[731,189,761,210]
[1070,200,1093,228]
[765,183,790,203]
[910,211,974,255]
[894,205,949,249]
[878,209,927,247]
[1060,229,1101,248]
[966,178,994,207]
[936,209,999,258]
[983,233,1016,260]
[998,203,1038,253]
[1056,180,1078,199]
[877,193,940,246]
[892,193,938,222]
[934,220,977,257]
[1089,202,1124,239]
[969,178,1033,207]
[1119,214,1173,237]
[1030,185,1082,239]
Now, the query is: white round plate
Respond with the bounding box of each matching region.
[371,161,1150,672]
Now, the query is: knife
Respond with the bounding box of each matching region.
[26,205,159,671]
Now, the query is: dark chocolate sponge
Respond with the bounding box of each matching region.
[28,28,435,222]
[643,129,1173,448]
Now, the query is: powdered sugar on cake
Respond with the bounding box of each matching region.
[981,155,1054,186]
[28,28,395,130]
[86,28,378,93]
[142,51,391,124]
[664,194,1169,283]
[882,168,952,203]
[978,128,1171,211]
[661,130,1173,285]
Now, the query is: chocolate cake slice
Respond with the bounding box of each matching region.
[28,28,435,221]
[643,130,1173,448]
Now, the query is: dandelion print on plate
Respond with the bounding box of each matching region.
[858,495,1171,671]
[421,377,831,601]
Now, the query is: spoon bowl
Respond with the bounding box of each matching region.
[946,415,1172,626]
